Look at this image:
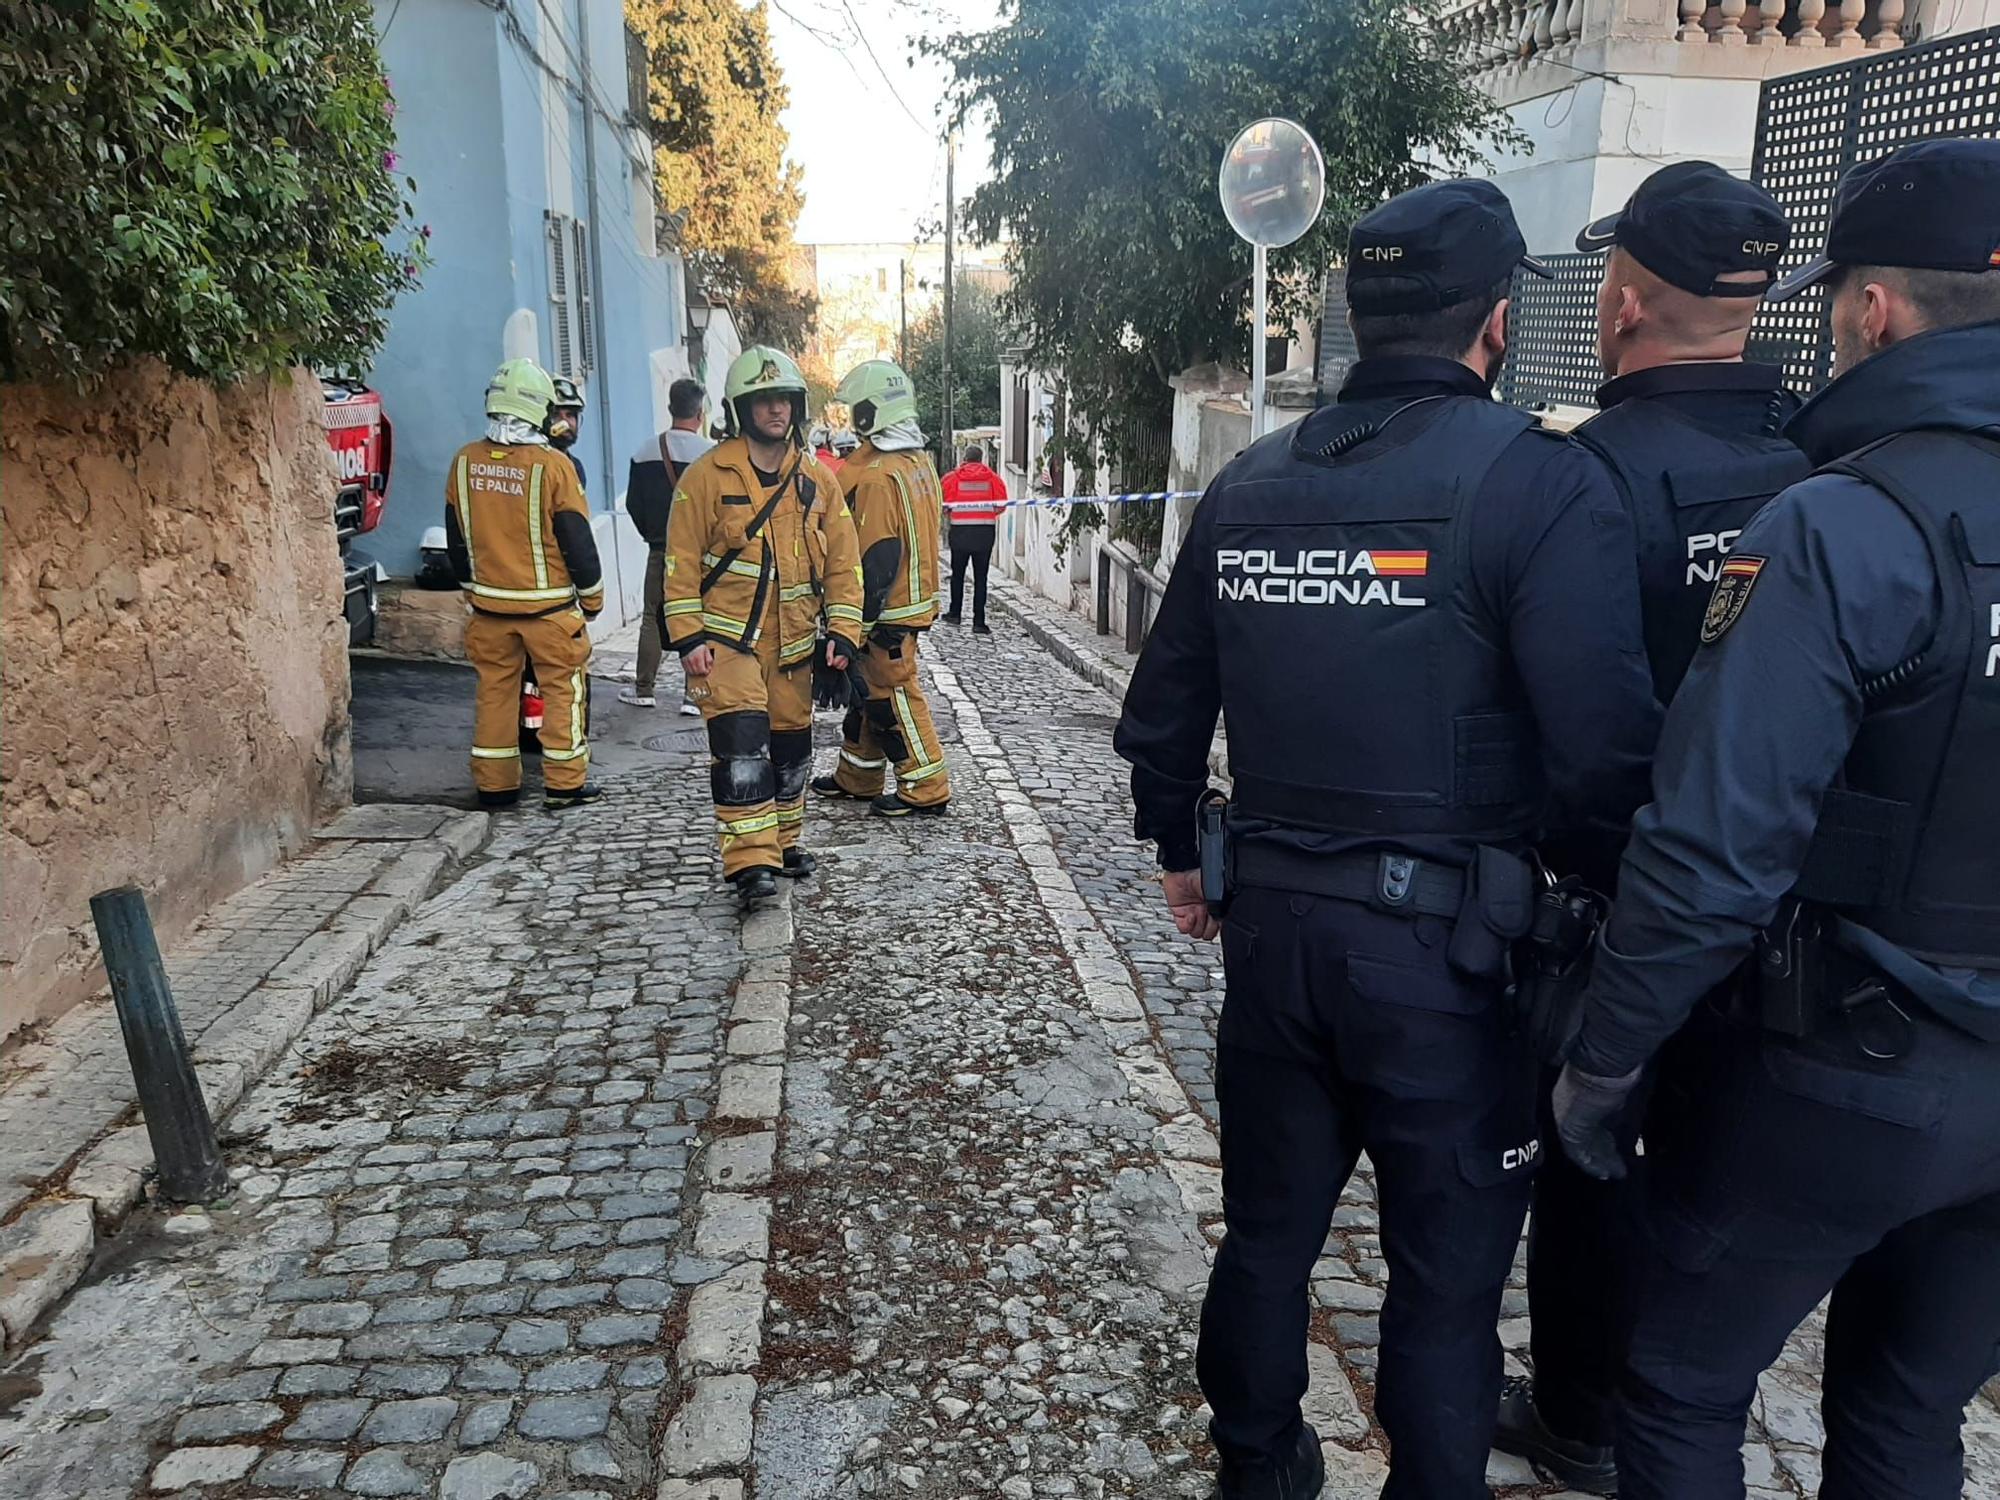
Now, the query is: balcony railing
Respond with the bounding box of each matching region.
[1444,0,1910,75]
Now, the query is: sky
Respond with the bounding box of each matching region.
[763,0,1001,245]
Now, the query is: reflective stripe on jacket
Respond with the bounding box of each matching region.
[844,441,944,634]
[662,437,864,662]
[943,461,1007,524]
[445,440,604,616]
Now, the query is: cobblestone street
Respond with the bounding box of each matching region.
[2,601,1995,1499]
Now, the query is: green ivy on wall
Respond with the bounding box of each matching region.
[1,0,427,385]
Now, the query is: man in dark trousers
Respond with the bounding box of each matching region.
[942,443,1007,633]
[1555,138,2000,1500]
[622,377,712,715]
[1114,179,1660,1500]
[1495,162,1808,1495]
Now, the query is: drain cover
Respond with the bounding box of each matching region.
[640,729,707,752]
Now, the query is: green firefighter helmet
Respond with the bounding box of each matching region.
[484,358,557,427]
[722,345,809,438]
[834,358,918,437]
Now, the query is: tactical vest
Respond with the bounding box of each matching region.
[1792,430,2000,969]
[1575,395,1806,700]
[1214,399,1546,843]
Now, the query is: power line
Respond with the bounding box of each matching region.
[839,0,930,131]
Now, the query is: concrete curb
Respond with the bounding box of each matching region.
[657,891,791,1497]
[0,809,491,1353]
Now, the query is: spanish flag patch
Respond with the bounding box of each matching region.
[1700,554,1765,644]
[1369,550,1430,576]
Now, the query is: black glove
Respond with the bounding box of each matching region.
[812,647,847,709]
[1551,1062,1641,1181]
[829,636,869,707]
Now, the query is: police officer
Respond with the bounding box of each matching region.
[1553,138,2000,1499]
[1114,179,1661,1500]
[1495,162,1808,1493]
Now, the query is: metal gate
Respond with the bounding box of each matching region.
[1478,23,2000,410]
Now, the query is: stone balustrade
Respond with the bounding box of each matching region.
[1441,0,1910,73]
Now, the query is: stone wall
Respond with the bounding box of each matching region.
[1,362,352,1042]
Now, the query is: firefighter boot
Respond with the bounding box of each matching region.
[732,867,779,906]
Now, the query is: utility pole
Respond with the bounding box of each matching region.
[940,132,956,475]
[899,257,908,367]
[574,0,624,608]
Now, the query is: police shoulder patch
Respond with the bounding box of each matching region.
[1699,554,1766,644]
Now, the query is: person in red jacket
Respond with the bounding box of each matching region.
[941,444,1006,634]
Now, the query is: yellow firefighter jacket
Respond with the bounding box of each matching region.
[662,437,864,666]
[444,440,605,617]
[840,441,943,635]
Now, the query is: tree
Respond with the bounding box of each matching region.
[903,275,1004,446]
[1,0,423,386]
[628,0,816,346]
[934,0,1509,476]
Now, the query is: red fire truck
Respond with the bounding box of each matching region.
[319,376,394,644]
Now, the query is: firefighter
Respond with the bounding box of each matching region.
[445,358,605,810]
[548,375,588,487]
[809,358,952,816]
[663,346,865,904]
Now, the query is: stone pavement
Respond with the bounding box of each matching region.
[3,607,1995,1498]
[0,805,486,1349]
[922,597,2000,1500]
[0,770,740,1498]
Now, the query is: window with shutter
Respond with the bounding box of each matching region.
[572,218,594,373]
[545,211,575,380]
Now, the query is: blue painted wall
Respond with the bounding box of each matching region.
[367,0,683,624]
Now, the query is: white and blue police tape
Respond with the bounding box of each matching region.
[943,489,1200,512]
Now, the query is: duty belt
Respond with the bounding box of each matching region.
[1230,846,1465,919]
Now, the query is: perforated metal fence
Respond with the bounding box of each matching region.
[1497,253,1605,409]
[1456,24,2000,409]
[1752,25,2000,391]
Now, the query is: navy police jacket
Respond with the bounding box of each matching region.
[1575,363,1806,701]
[1114,356,1660,877]
[1575,320,2000,1075]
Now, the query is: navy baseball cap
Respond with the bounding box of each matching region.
[1768,138,2000,302]
[1347,179,1551,315]
[1575,161,1790,298]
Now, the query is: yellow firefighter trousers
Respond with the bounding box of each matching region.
[689,625,815,877]
[831,632,951,807]
[467,606,591,794]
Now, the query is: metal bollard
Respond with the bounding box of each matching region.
[88,885,231,1203]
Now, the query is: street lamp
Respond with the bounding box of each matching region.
[1219,118,1326,439]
